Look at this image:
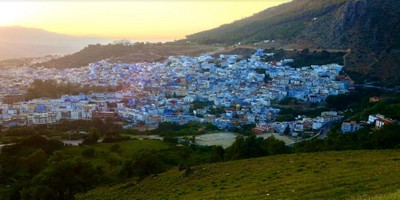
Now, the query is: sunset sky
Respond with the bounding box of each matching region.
[0,0,290,41]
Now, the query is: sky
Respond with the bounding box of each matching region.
[0,0,290,42]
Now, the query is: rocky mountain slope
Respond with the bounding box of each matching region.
[187,0,400,84]
[187,0,399,51]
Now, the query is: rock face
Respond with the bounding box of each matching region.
[341,0,368,27]
[188,0,398,51]
[336,0,368,48]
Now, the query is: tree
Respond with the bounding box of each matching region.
[82,130,99,144]
[284,125,291,136]
[17,149,47,176]
[225,135,289,161]
[371,124,400,149]
[224,136,246,160]
[263,136,289,155]
[110,144,122,153]
[20,154,101,200]
[264,73,271,84]
[119,150,165,179]
[81,148,96,158]
[209,146,225,163]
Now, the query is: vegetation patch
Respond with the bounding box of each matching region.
[77,150,400,200]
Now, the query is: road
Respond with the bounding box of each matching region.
[287,122,334,146]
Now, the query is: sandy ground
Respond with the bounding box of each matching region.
[195,132,238,148]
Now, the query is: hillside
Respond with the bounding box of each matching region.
[187,0,400,84]
[0,26,111,60]
[77,150,400,200]
[187,0,399,50]
[35,43,217,68]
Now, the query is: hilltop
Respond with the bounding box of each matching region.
[34,43,217,68]
[77,150,400,200]
[187,0,400,84]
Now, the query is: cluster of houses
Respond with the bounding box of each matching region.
[253,111,343,138]
[340,114,396,133]
[0,49,351,133]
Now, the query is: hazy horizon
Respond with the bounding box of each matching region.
[0,0,290,42]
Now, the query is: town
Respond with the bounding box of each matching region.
[0,48,370,144]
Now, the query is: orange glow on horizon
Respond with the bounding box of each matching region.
[0,1,291,41]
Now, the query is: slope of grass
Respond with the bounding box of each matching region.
[364,190,400,200]
[77,150,400,200]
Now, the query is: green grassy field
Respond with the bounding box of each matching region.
[366,190,400,200]
[77,150,400,200]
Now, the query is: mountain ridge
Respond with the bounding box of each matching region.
[0,26,112,60]
[33,42,217,68]
[186,0,400,50]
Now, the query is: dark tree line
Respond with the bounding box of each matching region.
[147,122,218,137]
[225,135,289,160]
[0,135,100,200]
[26,79,116,100]
[293,123,400,152]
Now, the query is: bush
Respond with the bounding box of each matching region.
[102,136,131,143]
[81,148,96,158]
[110,144,121,153]
[118,150,166,179]
[163,137,178,144]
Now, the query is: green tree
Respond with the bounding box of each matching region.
[17,149,48,176]
[82,130,99,144]
[371,124,400,149]
[119,150,165,179]
[81,148,96,158]
[21,153,100,200]
[209,146,225,162]
[224,135,246,160]
[284,125,291,135]
[110,144,122,153]
[263,136,288,155]
[225,135,289,161]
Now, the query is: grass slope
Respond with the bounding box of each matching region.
[77,150,400,200]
